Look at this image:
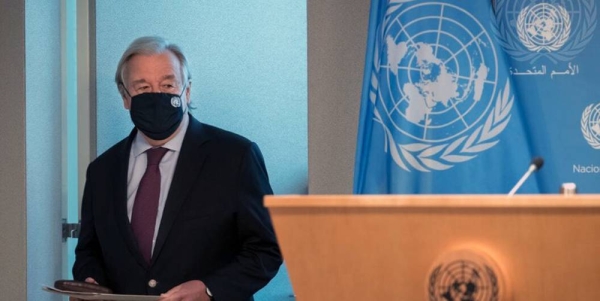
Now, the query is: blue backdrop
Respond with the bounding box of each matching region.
[355,0,599,194]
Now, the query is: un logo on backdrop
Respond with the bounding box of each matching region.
[370,1,513,172]
[495,0,596,63]
[517,3,571,53]
[581,103,600,149]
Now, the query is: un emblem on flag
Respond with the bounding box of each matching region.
[494,0,597,62]
[370,2,513,172]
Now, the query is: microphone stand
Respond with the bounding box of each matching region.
[508,165,536,196]
[508,157,544,196]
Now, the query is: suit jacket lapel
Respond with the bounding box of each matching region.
[152,116,210,263]
[113,129,152,269]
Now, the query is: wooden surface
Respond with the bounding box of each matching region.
[266,195,600,300]
[266,194,600,207]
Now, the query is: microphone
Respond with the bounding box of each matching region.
[508,157,544,196]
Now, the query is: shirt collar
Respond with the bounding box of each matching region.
[131,113,190,158]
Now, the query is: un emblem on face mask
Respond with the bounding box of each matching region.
[581,102,600,149]
[494,0,597,63]
[171,96,181,108]
[369,1,513,172]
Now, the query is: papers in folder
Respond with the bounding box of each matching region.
[43,285,159,300]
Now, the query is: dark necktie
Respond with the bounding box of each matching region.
[131,147,169,264]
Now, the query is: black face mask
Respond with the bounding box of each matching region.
[127,87,186,140]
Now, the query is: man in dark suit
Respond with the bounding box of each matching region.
[72,36,282,301]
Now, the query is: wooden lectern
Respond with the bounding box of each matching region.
[265,195,600,300]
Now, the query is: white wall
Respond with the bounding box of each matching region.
[25,0,64,300]
[0,0,63,300]
[308,0,370,194]
[0,0,27,299]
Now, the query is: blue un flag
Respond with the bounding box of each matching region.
[355,0,600,194]
[354,0,539,194]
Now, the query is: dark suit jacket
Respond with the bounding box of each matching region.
[73,115,282,301]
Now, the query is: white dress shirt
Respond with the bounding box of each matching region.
[126,114,189,255]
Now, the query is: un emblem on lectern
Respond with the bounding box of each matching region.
[429,260,499,301]
[427,248,505,301]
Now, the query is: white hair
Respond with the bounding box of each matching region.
[115,36,191,94]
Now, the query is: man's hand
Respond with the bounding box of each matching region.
[68,278,100,301]
[158,280,210,301]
